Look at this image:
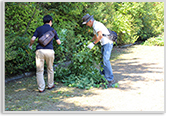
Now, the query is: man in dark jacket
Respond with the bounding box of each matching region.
[28,15,61,93]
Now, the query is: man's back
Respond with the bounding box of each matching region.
[33,24,59,50]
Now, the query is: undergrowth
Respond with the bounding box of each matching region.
[142,32,164,46]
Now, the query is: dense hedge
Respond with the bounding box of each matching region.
[5,2,164,83]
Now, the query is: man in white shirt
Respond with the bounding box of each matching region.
[82,14,117,87]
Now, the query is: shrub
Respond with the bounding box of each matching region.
[54,46,108,89]
[5,35,36,75]
[142,32,164,46]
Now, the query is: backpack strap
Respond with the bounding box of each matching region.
[52,29,55,34]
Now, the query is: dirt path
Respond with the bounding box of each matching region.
[5,45,164,112]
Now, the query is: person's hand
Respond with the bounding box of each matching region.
[28,44,32,50]
[87,42,95,49]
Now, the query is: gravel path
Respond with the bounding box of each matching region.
[5,45,164,112]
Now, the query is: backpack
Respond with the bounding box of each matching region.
[107,29,118,45]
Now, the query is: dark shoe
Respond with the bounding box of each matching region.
[39,89,45,93]
[108,80,118,88]
[48,84,55,90]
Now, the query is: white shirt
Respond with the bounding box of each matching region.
[93,20,113,46]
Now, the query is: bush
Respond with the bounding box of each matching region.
[142,33,164,46]
[54,36,108,89]
[5,35,36,75]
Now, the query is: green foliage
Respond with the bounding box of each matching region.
[135,2,164,40]
[5,35,36,75]
[54,39,108,89]
[142,32,164,46]
[5,2,43,75]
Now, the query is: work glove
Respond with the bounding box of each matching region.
[87,42,95,49]
[28,44,32,50]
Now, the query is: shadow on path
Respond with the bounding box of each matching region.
[5,76,108,111]
[110,46,164,91]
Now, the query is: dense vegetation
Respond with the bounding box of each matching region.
[142,32,164,46]
[5,2,164,89]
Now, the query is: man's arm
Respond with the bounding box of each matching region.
[29,36,36,46]
[28,36,36,49]
[93,31,103,44]
[87,31,103,49]
[56,39,61,45]
[90,35,96,42]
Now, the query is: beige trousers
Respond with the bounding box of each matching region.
[35,49,55,91]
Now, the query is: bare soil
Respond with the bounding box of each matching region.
[5,45,164,112]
